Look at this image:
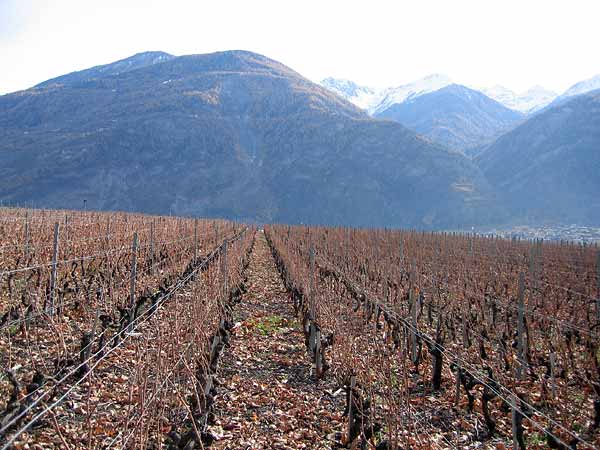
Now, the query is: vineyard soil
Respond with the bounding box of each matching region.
[211,231,342,449]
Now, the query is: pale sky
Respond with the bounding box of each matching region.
[1,0,599,95]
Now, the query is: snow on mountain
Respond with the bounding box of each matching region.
[481,85,516,107]
[371,74,453,115]
[320,74,454,114]
[560,74,600,98]
[321,74,559,116]
[481,85,557,114]
[374,84,524,153]
[480,75,600,113]
[518,86,558,112]
[319,77,381,111]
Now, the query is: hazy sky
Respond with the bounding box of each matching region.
[1,0,599,95]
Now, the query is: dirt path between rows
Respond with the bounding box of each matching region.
[210,231,343,449]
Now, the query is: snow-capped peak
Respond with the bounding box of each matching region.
[480,85,557,114]
[321,74,561,116]
[480,85,514,100]
[370,74,453,115]
[561,74,600,98]
[320,74,454,114]
[320,77,380,110]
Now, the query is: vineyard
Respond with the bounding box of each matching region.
[265,225,600,449]
[0,208,599,449]
[0,208,253,448]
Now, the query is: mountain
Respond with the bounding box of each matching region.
[536,75,600,113]
[36,51,175,88]
[477,89,600,225]
[0,50,497,229]
[561,74,600,99]
[320,76,561,116]
[481,85,557,114]
[374,84,524,154]
[319,74,453,114]
[371,74,453,115]
[319,77,380,111]
[320,76,525,153]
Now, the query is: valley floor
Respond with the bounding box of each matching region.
[210,232,343,449]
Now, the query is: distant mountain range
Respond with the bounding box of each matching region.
[0,51,497,229]
[477,88,600,225]
[375,84,523,153]
[320,73,600,116]
[320,73,600,155]
[0,50,598,228]
[560,74,600,99]
[321,74,454,115]
[480,85,557,114]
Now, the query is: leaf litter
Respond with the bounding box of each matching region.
[210,233,344,449]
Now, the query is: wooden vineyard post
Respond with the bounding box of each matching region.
[205,333,221,398]
[309,245,315,319]
[221,240,228,300]
[347,375,356,445]
[455,361,461,406]
[549,350,557,398]
[596,251,600,323]
[23,210,29,260]
[105,217,110,250]
[529,245,537,291]
[511,392,526,450]
[149,220,155,275]
[410,288,418,365]
[92,288,103,344]
[462,308,469,348]
[516,272,525,380]
[409,262,418,366]
[64,214,70,256]
[315,328,322,376]
[537,239,543,272]
[49,222,60,316]
[399,240,404,267]
[129,232,138,329]
[308,245,317,358]
[345,229,350,269]
[511,393,519,450]
[194,218,198,263]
